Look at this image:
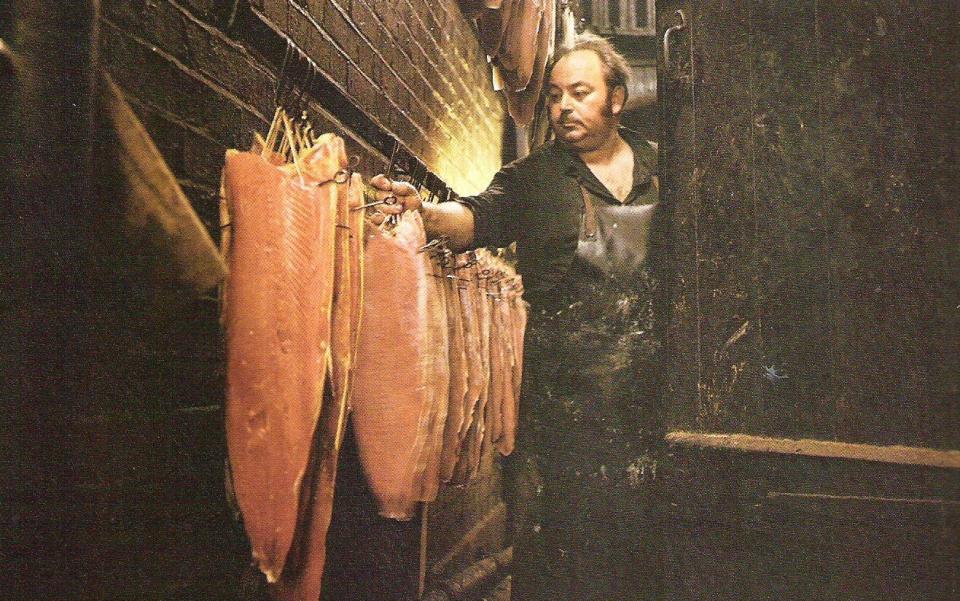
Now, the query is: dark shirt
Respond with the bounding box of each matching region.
[458,128,658,307]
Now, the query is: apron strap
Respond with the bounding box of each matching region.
[578,184,598,239]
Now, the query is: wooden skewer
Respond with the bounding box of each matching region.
[262,107,283,159]
[280,111,303,180]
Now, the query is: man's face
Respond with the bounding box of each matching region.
[546,49,624,151]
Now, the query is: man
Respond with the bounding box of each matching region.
[372,33,664,600]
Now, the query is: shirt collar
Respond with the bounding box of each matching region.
[558,128,653,204]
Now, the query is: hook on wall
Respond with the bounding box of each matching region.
[293,55,316,122]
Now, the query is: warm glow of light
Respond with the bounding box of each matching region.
[420,109,505,197]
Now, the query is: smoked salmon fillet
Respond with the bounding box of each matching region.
[415,252,451,502]
[487,279,505,448]
[457,261,485,443]
[495,276,526,456]
[495,278,516,456]
[442,258,484,484]
[352,211,432,520]
[498,0,543,92]
[439,257,470,483]
[269,155,363,601]
[511,279,527,418]
[222,145,338,583]
[505,0,554,126]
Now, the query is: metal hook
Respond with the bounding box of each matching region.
[274,40,293,108]
[295,58,316,119]
[411,161,426,193]
[452,255,478,270]
[278,46,301,113]
[381,140,401,217]
[385,139,400,178]
[417,236,449,254]
[288,48,309,112]
[351,186,399,211]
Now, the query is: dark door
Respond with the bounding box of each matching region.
[655,1,959,598]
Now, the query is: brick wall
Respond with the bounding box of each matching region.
[251,0,504,194]
[102,0,505,233]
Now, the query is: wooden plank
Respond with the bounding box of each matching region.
[105,74,227,295]
[666,430,960,469]
[766,491,960,507]
[422,547,512,601]
[430,501,506,576]
[661,0,959,449]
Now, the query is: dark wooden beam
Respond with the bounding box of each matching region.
[666,431,960,469]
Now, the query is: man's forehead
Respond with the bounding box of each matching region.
[549,49,605,88]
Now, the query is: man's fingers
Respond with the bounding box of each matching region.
[391,180,418,197]
[369,174,422,212]
[371,175,418,197]
[369,174,392,191]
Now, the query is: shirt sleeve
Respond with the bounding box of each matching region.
[454,161,522,249]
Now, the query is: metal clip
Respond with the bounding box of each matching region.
[418,236,449,254]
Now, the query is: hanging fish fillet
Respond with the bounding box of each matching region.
[456,261,484,458]
[322,137,354,461]
[452,261,488,483]
[477,0,515,57]
[505,0,554,126]
[494,278,517,456]
[498,0,543,92]
[486,279,505,448]
[511,278,528,418]
[439,256,470,483]
[494,276,527,457]
[352,211,431,520]
[476,269,499,476]
[348,176,366,362]
[222,144,338,582]
[269,153,361,601]
[415,252,451,502]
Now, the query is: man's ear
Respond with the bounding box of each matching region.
[610,85,626,116]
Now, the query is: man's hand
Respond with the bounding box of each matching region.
[369,174,422,215]
[367,174,476,251]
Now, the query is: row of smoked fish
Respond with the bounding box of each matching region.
[460,0,557,126]
[219,109,527,598]
[357,218,528,522]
